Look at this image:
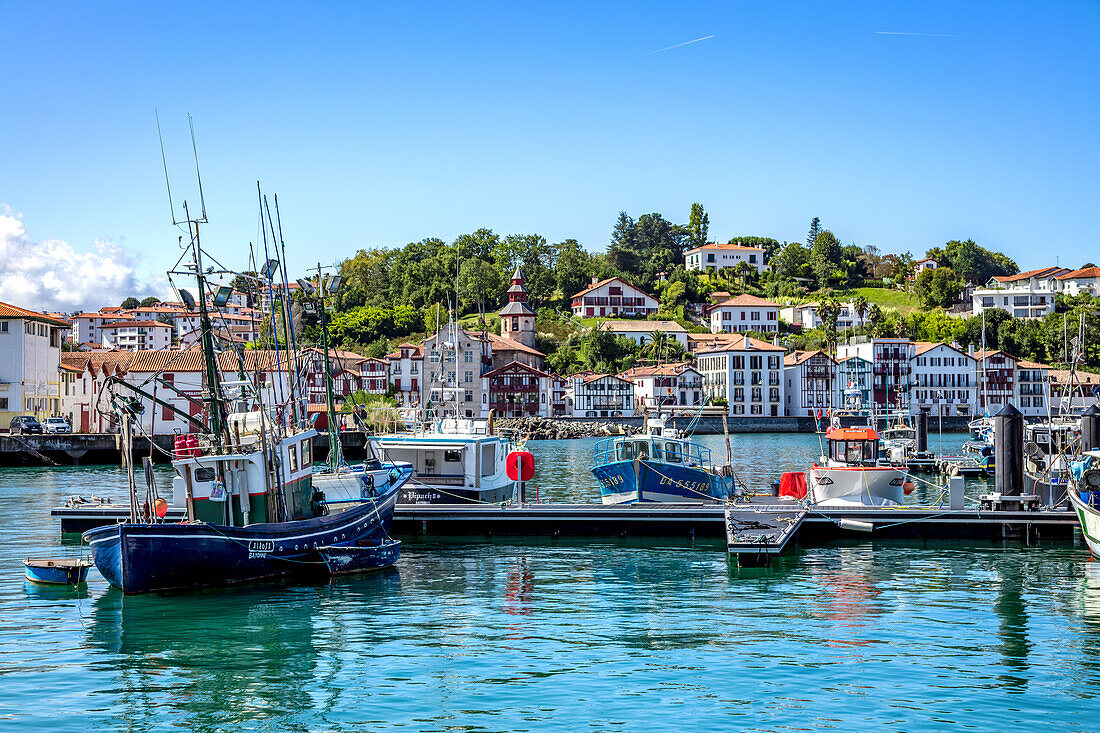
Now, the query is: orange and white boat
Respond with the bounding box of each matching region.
[808,425,912,507]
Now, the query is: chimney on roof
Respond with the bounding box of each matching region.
[591,276,598,285]
[968,344,975,356]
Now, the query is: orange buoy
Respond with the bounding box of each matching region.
[903,481,915,495]
[154,497,169,518]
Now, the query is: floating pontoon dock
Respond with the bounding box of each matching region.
[53,500,1078,550]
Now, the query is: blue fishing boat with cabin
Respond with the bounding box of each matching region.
[592,416,737,504]
[81,202,411,594]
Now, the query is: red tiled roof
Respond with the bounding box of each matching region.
[619,361,700,379]
[685,242,765,253]
[483,360,552,379]
[992,267,1069,283]
[101,320,172,329]
[571,276,655,301]
[488,333,545,357]
[0,301,72,327]
[1056,266,1100,280]
[784,349,832,366]
[712,294,779,308]
[694,334,784,354]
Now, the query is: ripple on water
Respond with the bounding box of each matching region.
[0,446,1098,731]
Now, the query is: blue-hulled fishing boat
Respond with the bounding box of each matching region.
[81,193,411,594]
[592,416,736,504]
[23,558,92,585]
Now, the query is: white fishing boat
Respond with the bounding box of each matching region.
[1068,451,1100,557]
[377,417,514,504]
[808,425,911,506]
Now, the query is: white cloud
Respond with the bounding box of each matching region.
[0,206,166,313]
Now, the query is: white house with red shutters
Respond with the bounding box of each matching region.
[359,357,389,395]
[707,295,780,334]
[386,342,423,408]
[619,362,703,412]
[571,277,658,318]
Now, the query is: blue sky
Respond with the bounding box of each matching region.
[2,2,1098,309]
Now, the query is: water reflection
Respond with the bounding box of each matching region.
[86,576,381,731]
[994,560,1031,693]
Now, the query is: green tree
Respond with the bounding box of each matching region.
[810,230,843,288]
[851,294,869,327]
[868,304,884,337]
[816,298,841,356]
[775,242,811,281]
[138,296,159,307]
[121,297,139,309]
[687,203,709,251]
[458,258,504,316]
[806,217,821,248]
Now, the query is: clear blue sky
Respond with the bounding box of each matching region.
[2,1,1098,307]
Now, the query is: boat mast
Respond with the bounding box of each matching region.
[312,262,342,469]
[188,208,227,452]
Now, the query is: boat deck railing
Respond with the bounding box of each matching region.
[594,436,713,469]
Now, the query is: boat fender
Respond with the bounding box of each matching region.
[838,518,874,533]
[903,481,915,495]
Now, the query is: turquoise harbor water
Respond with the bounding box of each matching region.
[2,433,1100,731]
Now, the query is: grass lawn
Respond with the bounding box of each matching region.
[806,286,923,315]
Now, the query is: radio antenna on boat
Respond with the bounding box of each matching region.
[155,109,179,225]
[188,114,208,223]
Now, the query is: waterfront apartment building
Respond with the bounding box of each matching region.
[837,338,914,412]
[695,336,785,417]
[571,277,658,318]
[386,343,423,409]
[684,242,766,274]
[909,342,976,417]
[0,302,67,426]
[708,295,780,334]
[620,362,704,413]
[783,350,836,417]
[568,372,635,418]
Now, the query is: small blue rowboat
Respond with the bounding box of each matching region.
[24,558,92,585]
[318,539,401,575]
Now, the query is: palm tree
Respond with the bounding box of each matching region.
[816,298,841,357]
[852,294,869,329]
[867,304,884,337]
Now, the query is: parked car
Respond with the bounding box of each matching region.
[43,417,72,434]
[9,416,44,435]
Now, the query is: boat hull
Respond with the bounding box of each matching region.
[23,559,91,585]
[1070,490,1100,557]
[397,482,513,505]
[319,539,401,575]
[83,490,399,594]
[593,460,733,505]
[808,466,906,506]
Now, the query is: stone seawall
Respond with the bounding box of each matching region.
[495,414,978,439]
